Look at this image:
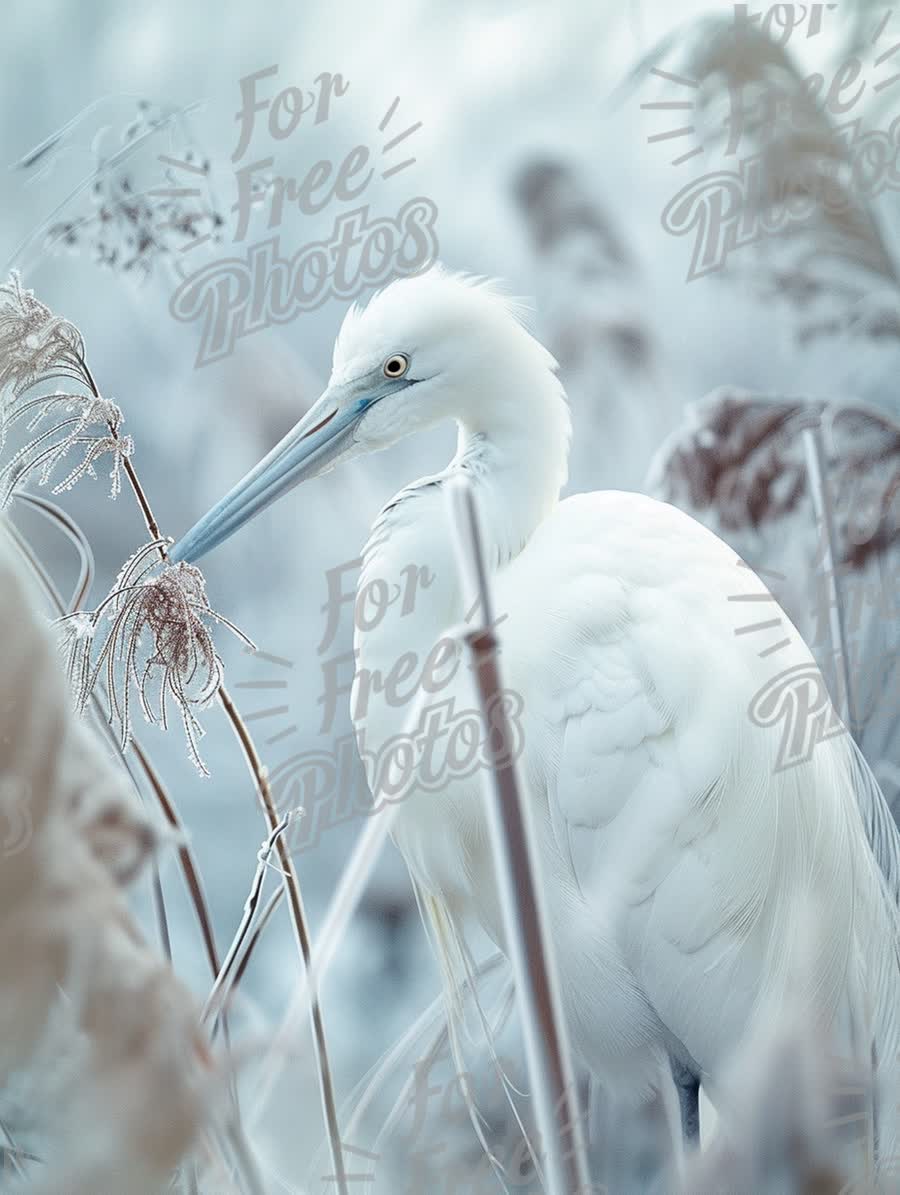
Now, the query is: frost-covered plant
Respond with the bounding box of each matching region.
[0,270,347,1191]
[0,274,133,500]
[60,540,254,773]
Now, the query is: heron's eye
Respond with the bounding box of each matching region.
[383,353,409,379]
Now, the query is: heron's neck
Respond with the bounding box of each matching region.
[356,369,570,687]
[451,367,571,565]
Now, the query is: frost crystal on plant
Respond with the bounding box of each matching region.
[0,392,134,505]
[59,540,255,774]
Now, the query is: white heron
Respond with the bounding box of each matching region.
[170,268,900,1172]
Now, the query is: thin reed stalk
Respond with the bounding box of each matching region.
[445,474,593,1195]
[202,814,292,1029]
[132,739,222,983]
[801,413,857,731]
[13,489,94,609]
[251,760,407,1121]
[218,886,283,1038]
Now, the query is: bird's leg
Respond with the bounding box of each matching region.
[670,1056,701,1147]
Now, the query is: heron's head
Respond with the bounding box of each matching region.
[169,265,560,564]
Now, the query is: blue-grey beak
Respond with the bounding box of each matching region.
[169,381,396,564]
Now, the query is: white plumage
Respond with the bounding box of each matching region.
[171,267,900,1174]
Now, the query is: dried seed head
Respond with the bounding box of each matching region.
[59,541,254,774]
[38,103,226,281]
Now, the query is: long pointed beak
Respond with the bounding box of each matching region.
[169,385,379,564]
